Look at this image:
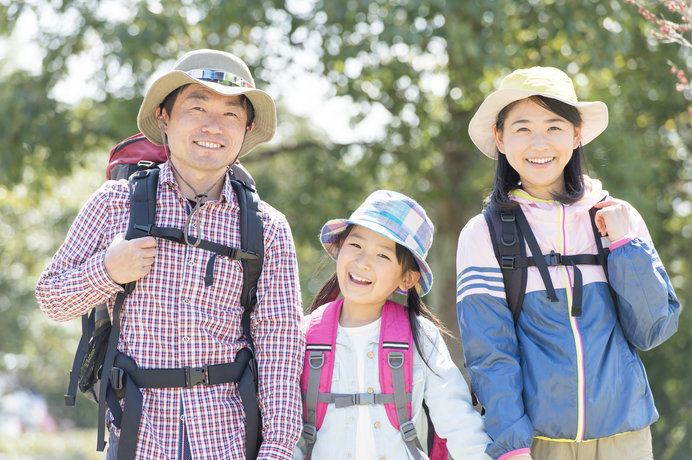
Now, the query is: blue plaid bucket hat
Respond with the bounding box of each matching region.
[320,190,434,296]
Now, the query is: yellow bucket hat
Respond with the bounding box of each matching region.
[137,49,276,158]
[468,66,609,159]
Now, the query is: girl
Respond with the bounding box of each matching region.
[456,66,680,460]
[295,190,491,460]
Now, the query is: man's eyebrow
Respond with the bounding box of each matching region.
[184,90,243,107]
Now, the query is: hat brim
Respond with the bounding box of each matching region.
[468,89,609,159]
[137,71,277,158]
[320,219,433,296]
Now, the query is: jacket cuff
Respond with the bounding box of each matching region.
[499,447,531,460]
[609,233,636,250]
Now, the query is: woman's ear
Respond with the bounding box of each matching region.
[493,124,505,154]
[572,122,583,149]
[398,270,421,293]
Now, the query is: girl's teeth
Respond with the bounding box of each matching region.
[350,273,371,284]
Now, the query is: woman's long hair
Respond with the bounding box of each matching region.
[488,95,589,208]
[310,225,449,369]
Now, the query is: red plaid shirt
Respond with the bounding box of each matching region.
[36,163,305,459]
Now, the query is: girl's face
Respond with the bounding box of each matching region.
[336,225,419,314]
[494,98,582,200]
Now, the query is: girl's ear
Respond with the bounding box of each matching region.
[398,270,421,293]
[493,124,505,154]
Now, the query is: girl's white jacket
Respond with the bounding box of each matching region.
[293,314,492,460]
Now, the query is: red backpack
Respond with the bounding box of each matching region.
[301,299,449,459]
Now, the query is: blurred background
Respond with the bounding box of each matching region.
[0,0,690,458]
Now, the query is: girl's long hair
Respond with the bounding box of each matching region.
[310,225,449,369]
[488,95,589,208]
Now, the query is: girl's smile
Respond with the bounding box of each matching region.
[336,225,418,326]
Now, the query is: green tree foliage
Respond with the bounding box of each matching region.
[1,0,690,457]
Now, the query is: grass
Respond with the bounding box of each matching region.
[0,429,101,460]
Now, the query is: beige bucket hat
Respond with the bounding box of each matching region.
[468,66,609,159]
[137,49,276,158]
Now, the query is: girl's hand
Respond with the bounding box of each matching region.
[593,199,631,242]
[504,454,532,460]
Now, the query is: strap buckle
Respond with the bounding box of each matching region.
[354,392,375,405]
[547,250,562,266]
[302,423,317,444]
[110,367,124,391]
[387,351,404,369]
[308,352,325,370]
[399,420,418,442]
[184,366,209,388]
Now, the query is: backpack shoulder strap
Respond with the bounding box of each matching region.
[379,301,421,458]
[230,179,264,350]
[301,300,342,455]
[482,205,527,323]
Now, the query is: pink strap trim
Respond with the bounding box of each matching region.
[301,299,343,429]
[609,233,635,250]
[498,447,531,460]
[378,301,413,429]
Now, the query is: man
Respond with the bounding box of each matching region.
[36,49,304,459]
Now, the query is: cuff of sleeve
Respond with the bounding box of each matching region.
[257,440,294,460]
[609,232,636,250]
[499,447,531,460]
[85,251,123,295]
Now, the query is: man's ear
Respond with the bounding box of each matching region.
[398,270,421,293]
[156,107,168,128]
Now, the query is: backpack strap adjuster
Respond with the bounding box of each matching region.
[110,367,125,391]
[547,250,562,266]
[302,423,317,443]
[501,256,515,270]
[399,420,417,442]
[184,366,209,388]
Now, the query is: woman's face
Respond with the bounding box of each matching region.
[494,98,582,200]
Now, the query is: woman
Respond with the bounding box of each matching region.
[455,66,680,460]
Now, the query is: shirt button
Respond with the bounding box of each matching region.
[182,336,190,342]
[367,352,374,358]
[367,387,374,394]
[183,298,190,304]
[374,421,381,429]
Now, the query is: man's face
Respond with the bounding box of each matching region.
[161,83,249,178]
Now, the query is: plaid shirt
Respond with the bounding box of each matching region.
[36,163,305,459]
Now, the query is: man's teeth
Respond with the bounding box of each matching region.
[197,141,221,148]
[528,157,553,164]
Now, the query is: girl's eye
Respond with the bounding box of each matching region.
[348,242,361,249]
[515,127,529,133]
[378,253,392,261]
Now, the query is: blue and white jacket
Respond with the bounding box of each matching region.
[455,177,680,460]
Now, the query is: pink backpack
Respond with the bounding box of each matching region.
[300,299,449,459]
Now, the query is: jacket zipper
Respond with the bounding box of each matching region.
[558,203,586,442]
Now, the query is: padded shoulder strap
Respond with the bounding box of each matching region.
[127,167,160,241]
[378,300,413,430]
[483,206,527,323]
[302,299,342,431]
